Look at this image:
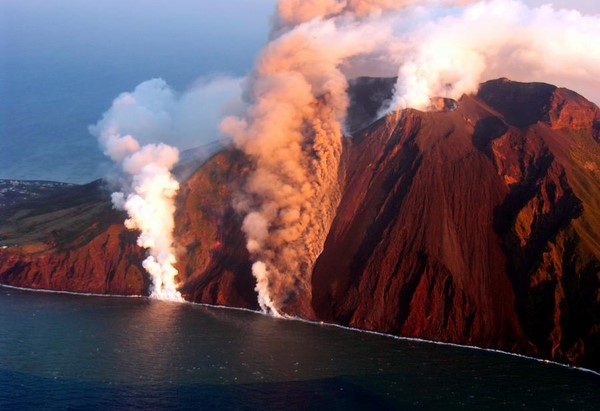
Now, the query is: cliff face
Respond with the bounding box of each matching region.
[312,78,600,367]
[0,78,598,369]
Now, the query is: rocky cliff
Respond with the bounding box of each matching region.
[0,78,598,369]
[313,78,600,367]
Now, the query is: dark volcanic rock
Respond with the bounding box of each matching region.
[175,150,258,309]
[477,78,557,127]
[478,78,600,131]
[312,108,527,351]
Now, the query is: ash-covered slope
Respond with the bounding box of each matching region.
[0,78,598,369]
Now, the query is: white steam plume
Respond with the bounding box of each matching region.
[388,0,600,110]
[110,142,182,301]
[92,77,243,151]
[91,77,242,301]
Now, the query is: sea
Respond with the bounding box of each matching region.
[0,286,598,410]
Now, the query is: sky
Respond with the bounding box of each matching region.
[0,0,598,183]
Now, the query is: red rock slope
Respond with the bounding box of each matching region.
[312,78,600,367]
[0,180,147,294]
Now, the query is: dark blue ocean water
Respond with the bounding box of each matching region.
[0,286,598,410]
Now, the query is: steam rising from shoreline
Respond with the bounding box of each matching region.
[110,142,182,301]
[91,82,182,301]
[91,77,242,301]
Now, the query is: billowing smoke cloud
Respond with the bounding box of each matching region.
[92,77,243,151]
[221,0,475,316]
[526,0,600,14]
[109,142,182,301]
[388,0,600,110]
[91,76,242,301]
[222,0,599,316]
[222,18,387,315]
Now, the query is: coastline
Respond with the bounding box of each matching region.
[2,282,599,378]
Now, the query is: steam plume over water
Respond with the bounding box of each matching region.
[91,84,182,301]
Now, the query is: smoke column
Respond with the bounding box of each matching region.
[221,0,473,316]
[111,142,181,301]
[94,121,183,302]
[91,77,242,302]
[221,20,365,315]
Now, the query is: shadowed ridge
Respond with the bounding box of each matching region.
[345,77,397,133]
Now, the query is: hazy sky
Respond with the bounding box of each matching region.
[0,0,277,82]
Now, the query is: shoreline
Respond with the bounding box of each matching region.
[2,282,599,378]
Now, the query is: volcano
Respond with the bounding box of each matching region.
[1,78,598,369]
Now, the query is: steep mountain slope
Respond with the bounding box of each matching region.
[174,150,257,309]
[0,78,598,369]
[312,78,600,367]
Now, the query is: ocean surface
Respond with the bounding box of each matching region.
[0,286,598,410]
